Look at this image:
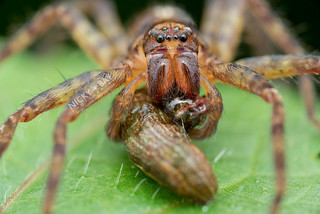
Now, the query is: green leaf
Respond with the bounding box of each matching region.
[0,45,320,214]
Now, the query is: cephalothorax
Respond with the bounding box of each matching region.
[0,0,320,214]
[144,22,200,101]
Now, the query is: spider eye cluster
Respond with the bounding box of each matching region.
[156,34,165,43]
[149,26,192,43]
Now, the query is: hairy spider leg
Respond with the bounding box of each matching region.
[207,61,287,214]
[45,66,130,214]
[201,0,319,131]
[201,1,320,210]
[72,0,127,57]
[0,3,114,68]
[106,72,146,141]
[200,0,247,62]
[236,55,320,79]
[248,0,303,54]
[247,0,320,131]
[188,75,223,139]
[298,74,319,128]
[0,70,104,157]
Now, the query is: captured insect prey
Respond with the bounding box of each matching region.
[0,0,320,214]
[121,89,217,204]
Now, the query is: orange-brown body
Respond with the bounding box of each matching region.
[125,7,207,103]
[143,22,200,101]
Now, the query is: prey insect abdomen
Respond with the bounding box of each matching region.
[121,90,218,203]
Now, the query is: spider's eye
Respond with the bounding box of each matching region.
[156,33,165,43]
[184,27,193,35]
[165,34,172,41]
[149,29,158,37]
[173,34,179,41]
[162,27,168,31]
[180,33,187,42]
[174,26,180,31]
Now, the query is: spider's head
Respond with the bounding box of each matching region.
[143,22,200,102]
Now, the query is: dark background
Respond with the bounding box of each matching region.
[0,0,320,52]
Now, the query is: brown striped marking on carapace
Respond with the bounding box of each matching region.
[142,22,201,101]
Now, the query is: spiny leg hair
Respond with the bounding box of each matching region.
[0,70,103,157]
[44,65,130,213]
[206,60,285,214]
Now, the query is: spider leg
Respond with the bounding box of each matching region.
[298,75,320,129]
[106,72,146,141]
[247,0,320,131]
[200,0,247,62]
[0,3,113,68]
[236,54,320,130]
[73,0,127,57]
[0,70,104,157]
[248,0,303,54]
[236,55,320,79]
[45,66,129,213]
[206,62,285,214]
[188,74,223,139]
